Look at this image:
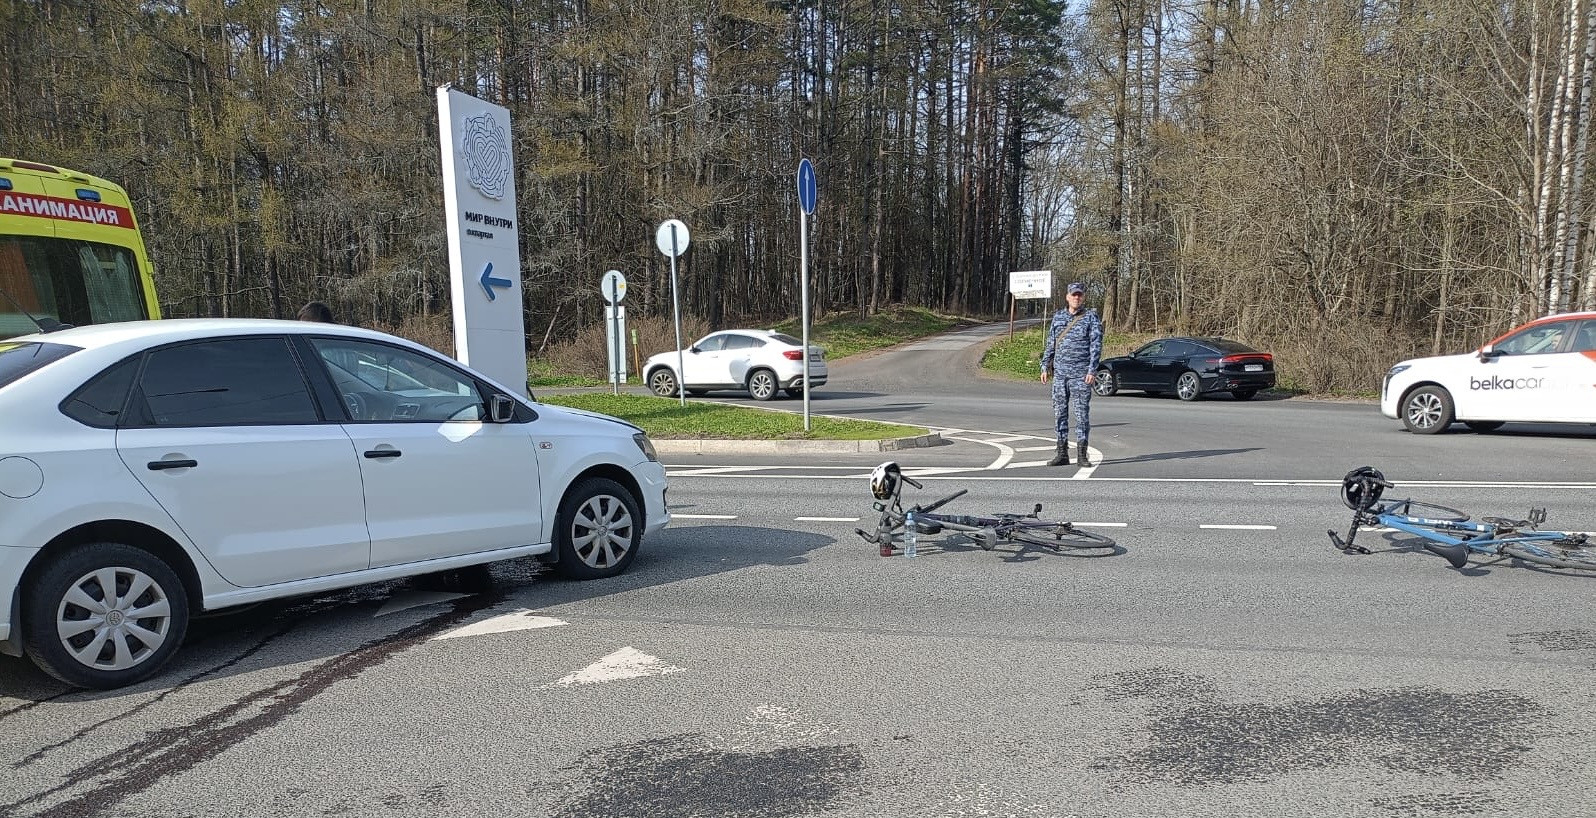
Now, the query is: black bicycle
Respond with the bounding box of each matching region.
[856,462,1120,556]
[1329,466,1595,571]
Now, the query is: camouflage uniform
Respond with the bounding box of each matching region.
[1041,306,1104,444]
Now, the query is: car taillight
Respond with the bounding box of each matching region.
[783,350,804,361]
[1219,354,1271,363]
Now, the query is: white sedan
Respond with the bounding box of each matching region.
[0,319,670,688]
[1381,310,1596,433]
[643,329,827,400]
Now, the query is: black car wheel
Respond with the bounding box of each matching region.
[648,368,678,397]
[1401,385,1454,434]
[552,477,642,580]
[1176,371,1203,401]
[1092,369,1117,397]
[23,542,190,689]
[747,369,778,401]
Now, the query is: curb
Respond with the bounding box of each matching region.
[652,432,944,455]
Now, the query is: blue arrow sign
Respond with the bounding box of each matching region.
[797,158,817,215]
[480,262,512,301]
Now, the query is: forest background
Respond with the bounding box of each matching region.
[4,0,1595,392]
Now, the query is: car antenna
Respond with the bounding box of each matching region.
[0,283,71,334]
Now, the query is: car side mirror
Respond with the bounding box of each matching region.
[488,394,517,423]
[688,346,700,354]
[1478,344,1501,362]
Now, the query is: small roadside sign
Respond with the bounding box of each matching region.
[797,159,818,215]
[1009,270,1052,300]
[655,219,690,257]
[602,269,627,304]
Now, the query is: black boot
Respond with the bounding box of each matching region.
[1076,442,1091,466]
[1047,439,1070,466]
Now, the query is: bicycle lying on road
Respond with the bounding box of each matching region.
[1328,466,1594,571]
[855,462,1120,557]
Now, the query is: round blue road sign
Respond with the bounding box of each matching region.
[797,158,817,215]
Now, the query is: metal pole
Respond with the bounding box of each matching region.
[670,226,685,407]
[610,300,621,396]
[800,210,811,431]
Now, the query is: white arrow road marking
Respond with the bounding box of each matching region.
[555,646,685,687]
[432,609,568,640]
[374,590,467,617]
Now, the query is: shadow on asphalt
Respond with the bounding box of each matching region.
[1099,446,1264,465]
[0,525,834,701]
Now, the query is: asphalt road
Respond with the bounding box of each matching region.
[3,323,1595,818]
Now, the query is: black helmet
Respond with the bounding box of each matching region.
[1341,466,1386,510]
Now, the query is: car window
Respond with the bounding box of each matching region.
[1163,340,1199,357]
[310,337,486,422]
[60,356,138,427]
[1495,321,1569,355]
[722,334,764,350]
[0,341,78,389]
[694,335,727,352]
[1135,341,1166,357]
[769,332,803,346]
[1571,320,1596,353]
[136,337,319,427]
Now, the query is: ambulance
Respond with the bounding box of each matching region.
[0,158,160,339]
[1381,311,1596,433]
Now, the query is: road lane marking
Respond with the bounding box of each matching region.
[555,647,685,686]
[434,609,567,640]
[795,516,859,522]
[1200,524,1278,530]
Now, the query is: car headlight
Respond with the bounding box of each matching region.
[633,432,658,462]
[1385,364,1411,378]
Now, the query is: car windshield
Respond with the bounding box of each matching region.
[0,341,78,389]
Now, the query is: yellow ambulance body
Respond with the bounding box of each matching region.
[0,158,160,339]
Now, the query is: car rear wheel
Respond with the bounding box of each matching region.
[23,543,190,689]
[648,368,678,397]
[1176,371,1203,401]
[1231,389,1258,401]
[1463,420,1504,433]
[552,477,642,580]
[1401,385,1454,434]
[1092,369,1117,397]
[747,369,778,401]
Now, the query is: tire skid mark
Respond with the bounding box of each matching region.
[11,618,300,770]
[3,591,501,818]
[0,689,78,721]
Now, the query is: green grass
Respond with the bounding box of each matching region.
[980,327,1144,378]
[527,359,605,388]
[773,306,976,359]
[537,393,929,440]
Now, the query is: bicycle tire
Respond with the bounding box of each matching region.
[1387,500,1469,523]
[1007,525,1118,555]
[1501,538,1596,571]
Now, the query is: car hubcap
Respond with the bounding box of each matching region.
[1410,396,1440,428]
[571,495,634,569]
[1179,375,1197,399]
[752,374,773,398]
[56,567,172,671]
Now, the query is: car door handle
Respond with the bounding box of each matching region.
[363,449,402,459]
[147,459,198,471]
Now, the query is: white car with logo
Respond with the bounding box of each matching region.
[643,329,827,401]
[0,319,669,688]
[1381,311,1596,433]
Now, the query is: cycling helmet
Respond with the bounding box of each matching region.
[1341,466,1386,510]
[870,462,902,500]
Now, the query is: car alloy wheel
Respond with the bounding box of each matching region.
[1092,369,1117,397]
[747,369,778,401]
[1402,386,1454,434]
[648,368,678,397]
[1176,371,1202,401]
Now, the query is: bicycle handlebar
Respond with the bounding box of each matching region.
[902,474,924,490]
[915,488,967,515]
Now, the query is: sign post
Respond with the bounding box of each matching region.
[602,269,628,395]
[796,158,818,431]
[1007,270,1052,337]
[655,219,691,406]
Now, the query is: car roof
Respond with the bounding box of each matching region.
[9,318,410,351]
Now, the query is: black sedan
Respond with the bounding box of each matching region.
[1093,337,1275,401]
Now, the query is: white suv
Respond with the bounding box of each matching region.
[1381,311,1596,433]
[644,329,827,400]
[0,319,669,688]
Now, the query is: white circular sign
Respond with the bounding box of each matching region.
[601,270,627,303]
[655,219,691,257]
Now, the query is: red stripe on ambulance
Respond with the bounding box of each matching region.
[0,191,134,228]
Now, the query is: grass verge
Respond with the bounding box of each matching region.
[538,393,930,440]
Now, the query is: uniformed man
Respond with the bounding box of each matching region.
[1039,282,1104,466]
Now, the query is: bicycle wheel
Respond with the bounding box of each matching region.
[1501,537,1596,571]
[1391,500,1469,523]
[1008,524,1119,556]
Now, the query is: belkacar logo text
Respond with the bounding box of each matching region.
[1470,375,1545,390]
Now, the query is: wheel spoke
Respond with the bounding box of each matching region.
[109,630,135,669]
[64,584,108,615]
[125,621,166,648]
[123,573,155,607]
[57,616,100,640]
[127,598,171,621]
[94,568,121,607]
[69,629,111,665]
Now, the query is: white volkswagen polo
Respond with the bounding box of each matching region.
[0,319,669,688]
[1381,311,1596,434]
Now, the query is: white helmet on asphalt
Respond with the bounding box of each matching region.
[870,462,902,500]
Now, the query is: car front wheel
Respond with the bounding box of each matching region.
[1176,371,1203,401]
[648,368,679,397]
[1401,385,1455,434]
[1092,369,1117,397]
[23,542,190,689]
[552,477,642,580]
[747,369,778,401]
